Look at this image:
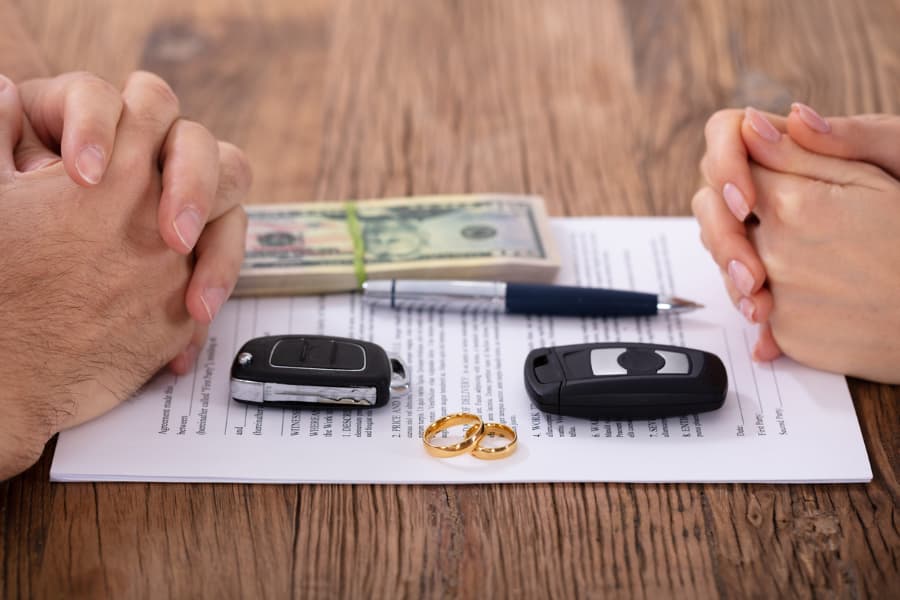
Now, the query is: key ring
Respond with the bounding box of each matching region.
[422,412,485,458]
[471,422,518,460]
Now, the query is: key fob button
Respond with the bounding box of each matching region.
[270,338,365,370]
[589,348,628,375]
[617,348,665,374]
[656,350,691,374]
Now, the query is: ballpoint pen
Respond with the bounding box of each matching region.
[361,279,703,317]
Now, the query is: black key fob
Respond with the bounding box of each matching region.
[230,335,409,408]
[524,342,727,419]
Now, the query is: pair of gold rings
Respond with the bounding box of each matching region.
[422,412,517,460]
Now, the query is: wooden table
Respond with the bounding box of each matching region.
[2,1,897,597]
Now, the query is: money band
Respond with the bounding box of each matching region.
[344,202,366,287]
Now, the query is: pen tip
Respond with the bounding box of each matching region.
[658,296,704,313]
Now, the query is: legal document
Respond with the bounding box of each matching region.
[50,218,872,483]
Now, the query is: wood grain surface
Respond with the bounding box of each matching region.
[2,0,898,598]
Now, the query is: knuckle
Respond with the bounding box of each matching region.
[118,148,154,181]
[690,186,716,219]
[220,142,253,192]
[699,155,710,181]
[174,118,211,143]
[70,72,118,98]
[125,70,180,114]
[63,70,95,84]
[704,108,741,138]
[768,181,820,227]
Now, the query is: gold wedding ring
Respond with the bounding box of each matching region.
[423,412,485,458]
[471,422,518,460]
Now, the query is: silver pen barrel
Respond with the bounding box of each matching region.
[362,280,508,311]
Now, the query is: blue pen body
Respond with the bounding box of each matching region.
[505,283,658,316]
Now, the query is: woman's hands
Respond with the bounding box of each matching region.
[694,105,900,383]
[11,71,251,373]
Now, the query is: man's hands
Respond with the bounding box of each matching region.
[0,71,250,478]
[11,71,251,373]
[694,105,900,383]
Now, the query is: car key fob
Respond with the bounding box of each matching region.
[524,342,727,419]
[230,335,409,408]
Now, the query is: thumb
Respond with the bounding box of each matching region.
[787,104,900,180]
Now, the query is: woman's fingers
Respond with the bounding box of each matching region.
[701,108,787,221]
[18,71,123,185]
[692,186,766,297]
[184,205,248,324]
[787,105,900,180]
[742,106,887,187]
[753,323,783,362]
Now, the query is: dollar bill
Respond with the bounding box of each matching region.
[234,194,560,296]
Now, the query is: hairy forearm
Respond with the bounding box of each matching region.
[0,2,50,81]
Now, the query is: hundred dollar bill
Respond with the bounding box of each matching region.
[234,194,559,296]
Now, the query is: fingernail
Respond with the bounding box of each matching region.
[738,298,756,323]
[791,102,831,133]
[0,76,10,93]
[200,287,228,321]
[728,259,755,296]
[75,145,106,185]
[723,183,750,221]
[745,107,781,142]
[173,207,203,251]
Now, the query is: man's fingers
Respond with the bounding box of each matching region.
[184,205,248,324]
[692,186,767,296]
[14,120,61,173]
[157,119,221,253]
[107,71,181,173]
[742,106,886,187]
[0,75,23,180]
[168,322,210,375]
[786,106,900,181]
[0,78,57,174]
[18,72,123,186]
[701,108,787,221]
[214,142,253,220]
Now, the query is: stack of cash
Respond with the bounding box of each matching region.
[234,194,560,297]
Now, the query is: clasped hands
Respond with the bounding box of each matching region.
[693,104,900,384]
[0,71,250,477]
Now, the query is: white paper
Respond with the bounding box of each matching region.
[50,218,872,484]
